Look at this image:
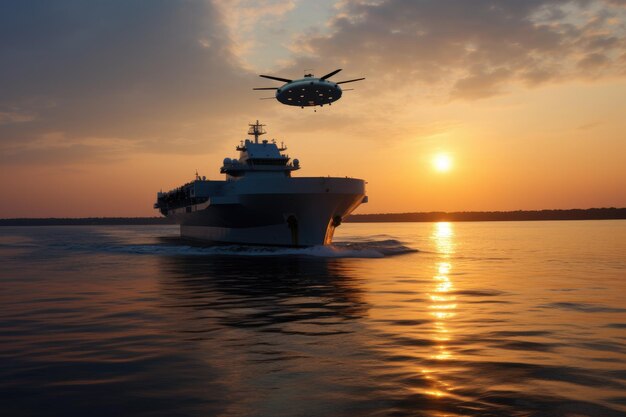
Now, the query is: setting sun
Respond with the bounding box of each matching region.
[433,153,453,173]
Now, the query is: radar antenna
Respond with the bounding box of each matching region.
[248,120,266,144]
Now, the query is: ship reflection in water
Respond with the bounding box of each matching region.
[158,254,367,334]
[1,222,625,416]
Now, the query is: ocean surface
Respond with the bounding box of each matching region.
[1,221,625,417]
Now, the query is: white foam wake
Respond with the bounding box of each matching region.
[112,239,416,259]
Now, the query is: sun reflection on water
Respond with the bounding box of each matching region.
[425,222,457,397]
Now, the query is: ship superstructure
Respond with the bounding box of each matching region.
[155,121,367,246]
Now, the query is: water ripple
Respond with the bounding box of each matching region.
[0,222,625,416]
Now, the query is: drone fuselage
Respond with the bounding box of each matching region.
[275,77,343,107]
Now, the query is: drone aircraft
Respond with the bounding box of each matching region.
[253,69,365,108]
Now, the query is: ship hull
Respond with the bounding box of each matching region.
[168,178,366,247]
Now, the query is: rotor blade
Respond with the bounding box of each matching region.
[259,97,276,100]
[253,87,278,90]
[342,88,355,91]
[320,68,342,80]
[336,77,365,84]
[259,74,292,83]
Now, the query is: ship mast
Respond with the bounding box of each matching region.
[248,120,266,144]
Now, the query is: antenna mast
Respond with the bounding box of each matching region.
[248,120,266,144]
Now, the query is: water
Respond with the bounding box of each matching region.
[1,221,625,417]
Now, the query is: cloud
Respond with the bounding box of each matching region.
[0,110,36,125]
[213,0,296,68]
[576,120,603,130]
[0,0,258,164]
[451,67,513,100]
[0,130,138,165]
[2,0,626,166]
[287,0,626,100]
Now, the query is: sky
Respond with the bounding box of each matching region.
[1,0,625,217]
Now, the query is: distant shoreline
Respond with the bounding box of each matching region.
[0,208,624,226]
[346,208,626,223]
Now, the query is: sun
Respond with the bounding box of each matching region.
[433,153,453,172]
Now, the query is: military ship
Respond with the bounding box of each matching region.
[154,121,367,246]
